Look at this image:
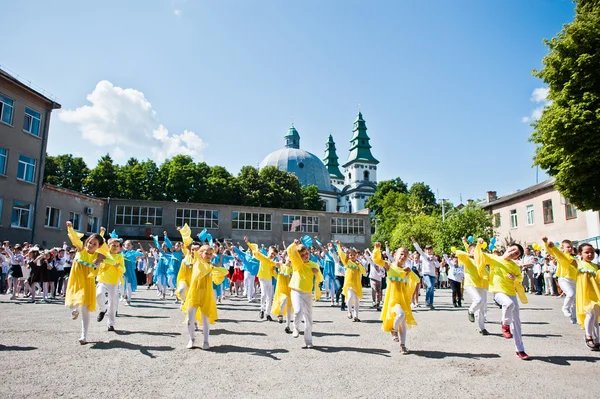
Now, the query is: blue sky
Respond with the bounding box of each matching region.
[0,0,575,205]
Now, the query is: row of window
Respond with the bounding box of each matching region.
[0,147,37,183]
[2,200,99,233]
[114,205,366,234]
[494,199,578,229]
[0,92,43,136]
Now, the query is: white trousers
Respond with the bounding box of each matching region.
[187,308,210,344]
[466,286,487,331]
[277,294,292,328]
[558,278,576,322]
[177,281,188,302]
[584,304,600,342]
[71,305,90,341]
[347,288,360,318]
[96,283,118,327]
[543,275,555,295]
[291,290,313,345]
[391,304,407,345]
[494,293,524,352]
[244,271,255,301]
[259,278,273,313]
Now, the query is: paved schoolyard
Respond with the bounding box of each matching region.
[0,287,597,399]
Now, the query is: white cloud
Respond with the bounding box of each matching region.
[522,87,551,124]
[174,9,182,17]
[59,80,206,164]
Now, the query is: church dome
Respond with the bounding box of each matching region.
[259,126,333,192]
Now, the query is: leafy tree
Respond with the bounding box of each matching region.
[434,203,494,254]
[366,178,408,215]
[237,166,267,207]
[117,158,164,200]
[407,182,438,214]
[44,154,90,192]
[85,154,120,198]
[301,185,324,210]
[259,166,303,209]
[389,213,438,251]
[159,155,200,202]
[372,191,409,244]
[530,0,600,211]
[205,165,241,205]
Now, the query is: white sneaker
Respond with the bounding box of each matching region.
[186,339,195,349]
[78,338,87,345]
[292,328,300,338]
[202,342,210,350]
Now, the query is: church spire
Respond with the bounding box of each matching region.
[323,134,344,179]
[284,125,300,149]
[343,111,379,167]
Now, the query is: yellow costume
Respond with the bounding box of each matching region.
[545,244,578,280]
[574,260,600,328]
[65,226,113,311]
[337,246,366,299]
[248,243,277,280]
[181,253,228,325]
[271,264,293,316]
[313,270,324,301]
[287,244,319,293]
[456,249,486,289]
[374,248,419,331]
[475,244,527,304]
[97,253,125,285]
[176,224,194,301]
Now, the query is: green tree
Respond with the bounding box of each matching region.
[366,178,408,215]
[117,158,164,200]
[434,203,494,254]
[407,182,437,214]
[259,166,303,209]
[237,166,267,207]
[85,154,120,198]
[44,154,90,192]
[372,191,409,244]
[530,0,600,211]
[205,165,241,205]
[389,213,438,251]
[159,155,200,202]
[301,185,324,210]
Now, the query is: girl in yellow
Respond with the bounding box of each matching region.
[64,221,113,344]
[475,238,530,360]
[175,224,194,305]
[458,237,489,335]
[96,233,126,332]
[335,240,366,322]
[542,237,577,323]
[543,238,600,350]
[373,243,419,354]
[287,240,320,348]
[181,244,228,350]
[271,259,294,333]
[244,236,279,321]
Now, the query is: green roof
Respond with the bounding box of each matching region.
[323,134,344,179]
[343,112,379,166]
[285,125,300,149]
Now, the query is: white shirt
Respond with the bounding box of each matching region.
[365,254,385,281]
[533,262,542,276]
[444,255,464,282]
[521,255,535,268]
[413,242,439,277]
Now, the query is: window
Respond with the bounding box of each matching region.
[543,200,554,224]
[283,215,319,233]
[232,212,272,231]
[176,208,219,229]
[331,217,365,235]
[87,216,99,233]
[44,207,61,228]
[526,205,535,225]
[510,209,518,228]
[17,155,36,183]
[115,205,163,226]
[11,201,31,229]
[364,171,369,181]
[0,197,3,224]
[23,107,41,136]
[493,213,501,228]
[565,199,577,220]
[69,212,82,231]
[0,93,14,125]
[0,148,7,175]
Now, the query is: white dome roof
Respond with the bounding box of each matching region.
[259,148,332,192]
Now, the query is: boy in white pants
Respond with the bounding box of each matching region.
[543,239,577,323]
[96,236,125,331]
[457,237,489,335]
[245,237,279,321]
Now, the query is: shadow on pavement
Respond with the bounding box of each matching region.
[91,340,174,358]
[0,344,37,351]
[487,321,550,325]
[520,308,553,311]
[117,314,170,319]
[210,344,289,360]
[532,355,600,365]
[219,318,262,324]
[210,329,266,337]
[410,350,501,359]
[311,346,391,357]
[312,331,360,338]
[115,330,181,337]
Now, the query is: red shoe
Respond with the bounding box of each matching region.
[501,324,513,339]
[515,351,530,360]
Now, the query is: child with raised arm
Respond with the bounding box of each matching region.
[64,221,113,344]
[373,243,419,354]
[336,240,366,322]
[542,237,577,323]
[96,232,126,332]
[475,238,530,360]
[271,258,294,333]
[175,225,194,305]
[543,238,600,350]
[411,237,440,310]
[245,237,279,321]
[287,240,320,348]
[457,237,489,335]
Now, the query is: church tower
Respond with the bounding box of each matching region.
[323,134,345,191]
[340,112,378,213]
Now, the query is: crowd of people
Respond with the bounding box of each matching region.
[2,224,599,360]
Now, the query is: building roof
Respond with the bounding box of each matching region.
[0,68,61,109]
[343,112,378,166]
[481,178,555,209]
[323,134,344,179]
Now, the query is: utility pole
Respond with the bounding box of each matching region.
[440,198,448,222]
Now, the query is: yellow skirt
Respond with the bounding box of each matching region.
[65,263,97,311]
